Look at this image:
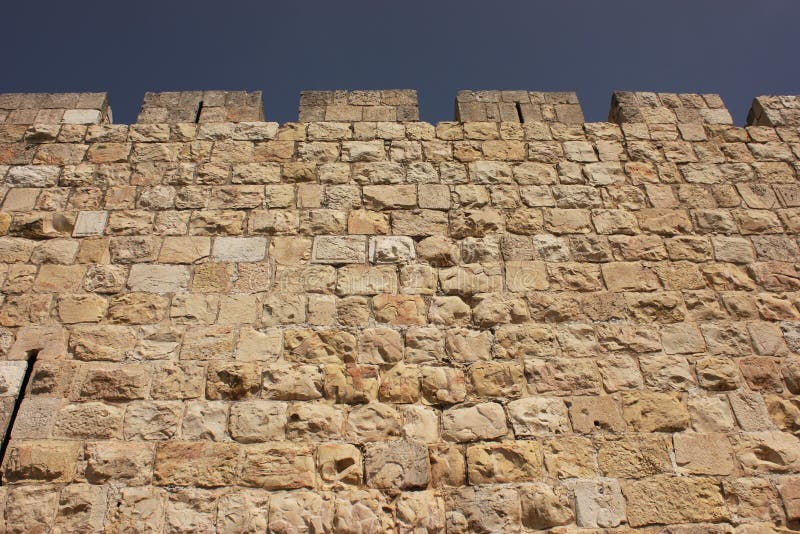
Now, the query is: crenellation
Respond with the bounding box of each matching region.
[0,87,799,531]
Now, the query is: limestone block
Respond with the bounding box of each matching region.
[442,402,508,442]
[287,401,345,441]
[519,482,574,530]
[346,402,402,442]
[268,490,334,534]
[123,400,182,440]
[466,440,542,484]
[85,440,154,484]
[154,441,239,487]
[622,475,729,527]
[229,401,286,443]
[368,235,415,263]
[72,210,107,236]
[622,391,689,432]
[311,235,366,264]
[317,443,362,488]
[2,439,80,483]
[445,486,521,534]
[180,401,228,441]
[573,478,626,528]
[52,401,123,439]
[240,443,315,489]
[596,435,672,478]
[365,439,429,490]
[507,396,570,436]
[567,395,626,433]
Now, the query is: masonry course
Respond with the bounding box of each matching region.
[0,88,798,532]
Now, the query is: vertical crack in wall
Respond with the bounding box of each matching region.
[194,100,204,123]
[515,101,524,123]
[0,349,39,484]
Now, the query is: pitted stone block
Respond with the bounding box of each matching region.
[747,95,800,127]
[298,90,419,122]
[609,91,732,125]
[455,90,584,123]
[137,90,264,123]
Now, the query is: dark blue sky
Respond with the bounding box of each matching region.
[3,1,798,125]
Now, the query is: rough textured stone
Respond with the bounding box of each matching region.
[1,88,797,533]
[622,475,729,527]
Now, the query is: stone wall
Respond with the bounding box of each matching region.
[0,89,799,532]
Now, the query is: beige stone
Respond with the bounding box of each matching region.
[466,440,542,483]
[240,443,315,489]
[154,441,239,487]
[622,475,729,527]
[446,486,520,534]
[85,440,154,484]
[574,478,626,528]
[442,402,508,442]
[3,440,80,483]
[519,482,574,530]
[317,443,363,488]
[622,391,689,432]
[365,439,429,489]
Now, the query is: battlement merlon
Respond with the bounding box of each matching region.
[609,91,733,126]
[455,90,584,124]
[747,95,800,127]
[0,92,111,125]
[137,91,264,123]
[298,90,419,122]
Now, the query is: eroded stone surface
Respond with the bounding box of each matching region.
[0,90,798,532]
